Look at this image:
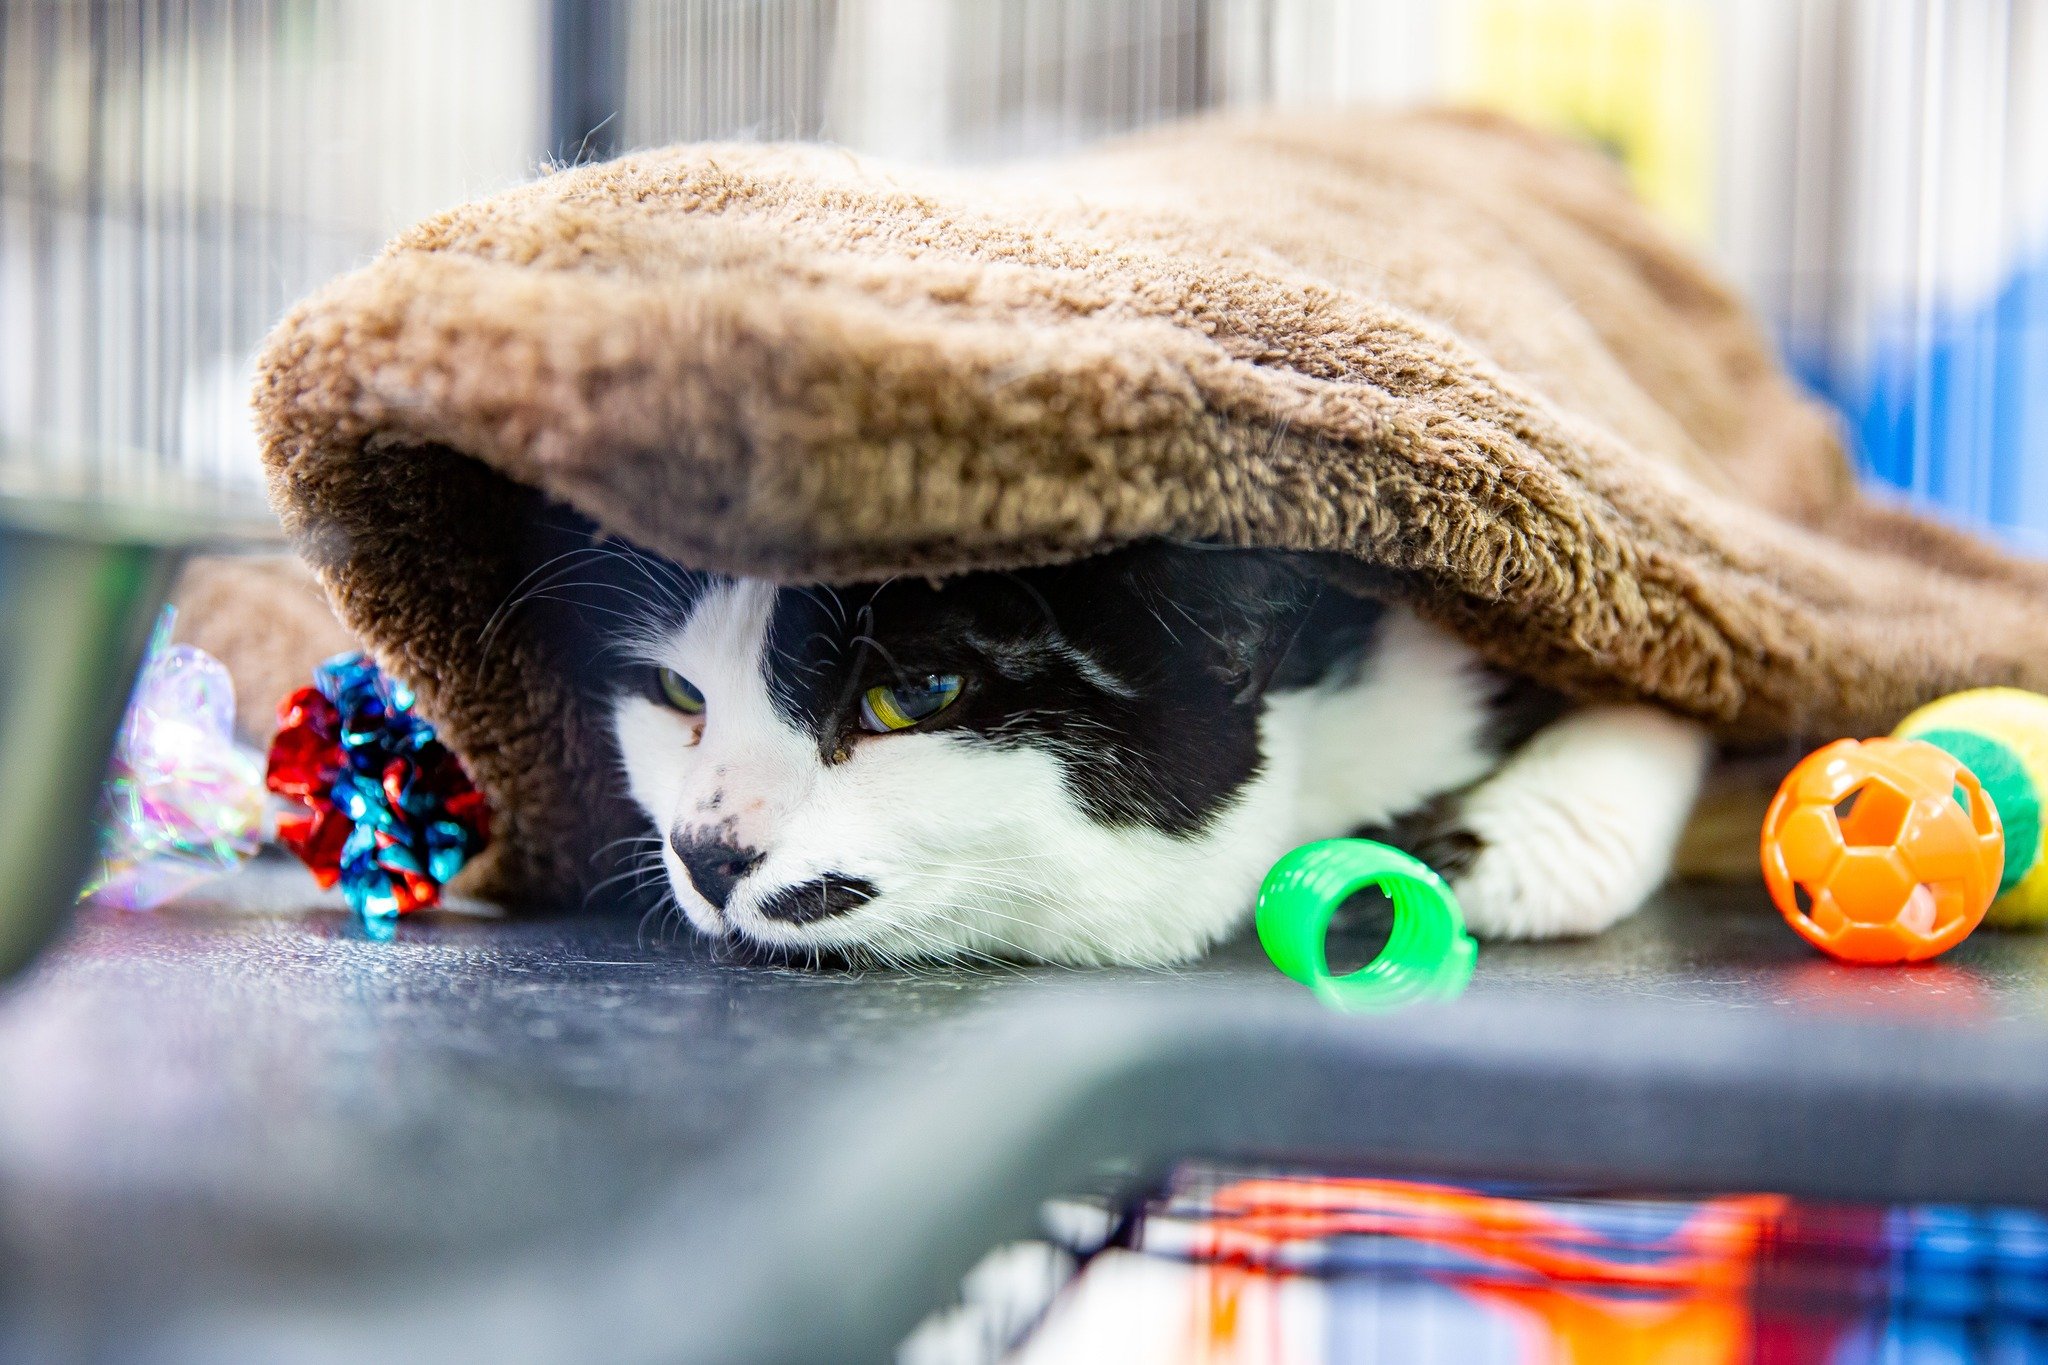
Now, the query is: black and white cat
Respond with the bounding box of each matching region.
[607,542,1709,966]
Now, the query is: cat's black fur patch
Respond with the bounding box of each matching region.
[757,543,1323,834]
[1482,672,1572,754]
[1352,791,1486,880]
[755,874,881,924]
[581,537,1552,842]
[1267,578,1389,693]
[1345,677,1567,877]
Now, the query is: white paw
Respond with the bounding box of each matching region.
[1450,823,1662,939]
[1444,706,1711,940]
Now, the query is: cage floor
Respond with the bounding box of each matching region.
[4,860,2048,1363]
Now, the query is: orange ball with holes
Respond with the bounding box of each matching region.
[1761,737,2005,964]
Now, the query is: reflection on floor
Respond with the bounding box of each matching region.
[992,1166,2048,1364]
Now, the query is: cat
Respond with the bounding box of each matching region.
[606,540,1710,966]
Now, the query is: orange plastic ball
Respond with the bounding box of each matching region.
[1761,737,2004,964]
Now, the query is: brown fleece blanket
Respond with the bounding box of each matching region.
[251,107,2048,905]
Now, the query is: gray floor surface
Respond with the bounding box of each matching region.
[3,858,2046,1362]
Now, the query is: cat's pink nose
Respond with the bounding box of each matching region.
[670,833,762,910]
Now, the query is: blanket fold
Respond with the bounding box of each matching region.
[254,107,2048,903]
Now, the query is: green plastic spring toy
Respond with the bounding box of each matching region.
[1255,839,1476,1011]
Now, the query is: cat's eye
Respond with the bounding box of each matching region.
[651,666,705,715]
[859,674,962,732]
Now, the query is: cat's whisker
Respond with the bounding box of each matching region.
[481,549,681,669]
[847,632,907,686]
[883,915,1026,973]
[479,544,618,657]
[919,863,1091,924]
[589,832,666,863]
[634,889,683,947]
[482,535,714,684]
[919,871,1074,918]
[793,585,852,636]
[586,860,668,901]
[914,910,1053,972]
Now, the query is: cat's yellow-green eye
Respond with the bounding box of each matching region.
[652,666,705,715]
[860,674,962,733]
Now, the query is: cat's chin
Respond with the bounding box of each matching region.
[712,901,1250,969]
[659,844,1276,967]
[684,810,1294,969]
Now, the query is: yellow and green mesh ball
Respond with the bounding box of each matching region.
[1895,688,2048,926]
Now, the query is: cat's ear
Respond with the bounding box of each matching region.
[1116,544,1319,705]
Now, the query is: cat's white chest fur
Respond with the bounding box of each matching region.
[1265,611,1509,846]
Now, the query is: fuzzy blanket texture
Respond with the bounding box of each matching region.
[251,107,2048,905]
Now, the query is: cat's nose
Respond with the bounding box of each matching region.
[670,833,763,911]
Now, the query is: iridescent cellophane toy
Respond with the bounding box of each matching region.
[81,609,266,911]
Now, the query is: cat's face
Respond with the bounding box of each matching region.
[608,545,1317,965]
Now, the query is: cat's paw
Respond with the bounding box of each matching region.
[1446,819,1654,939]
[1352,794,1484,881]
[1417,705,1711,940]
[1357,794,1634,938]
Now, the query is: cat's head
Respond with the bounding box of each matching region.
[605,543,1320,965]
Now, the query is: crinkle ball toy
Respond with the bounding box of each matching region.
[83,609,267,910]
[266,652,490,933]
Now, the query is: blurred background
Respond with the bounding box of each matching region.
[3,0,2045,541]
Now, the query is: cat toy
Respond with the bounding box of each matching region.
[82,610,268,910]
[1256,839,1476,1010]
[86,627,492,936]
[266,653,491,933]
[1761,687,2048,964]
